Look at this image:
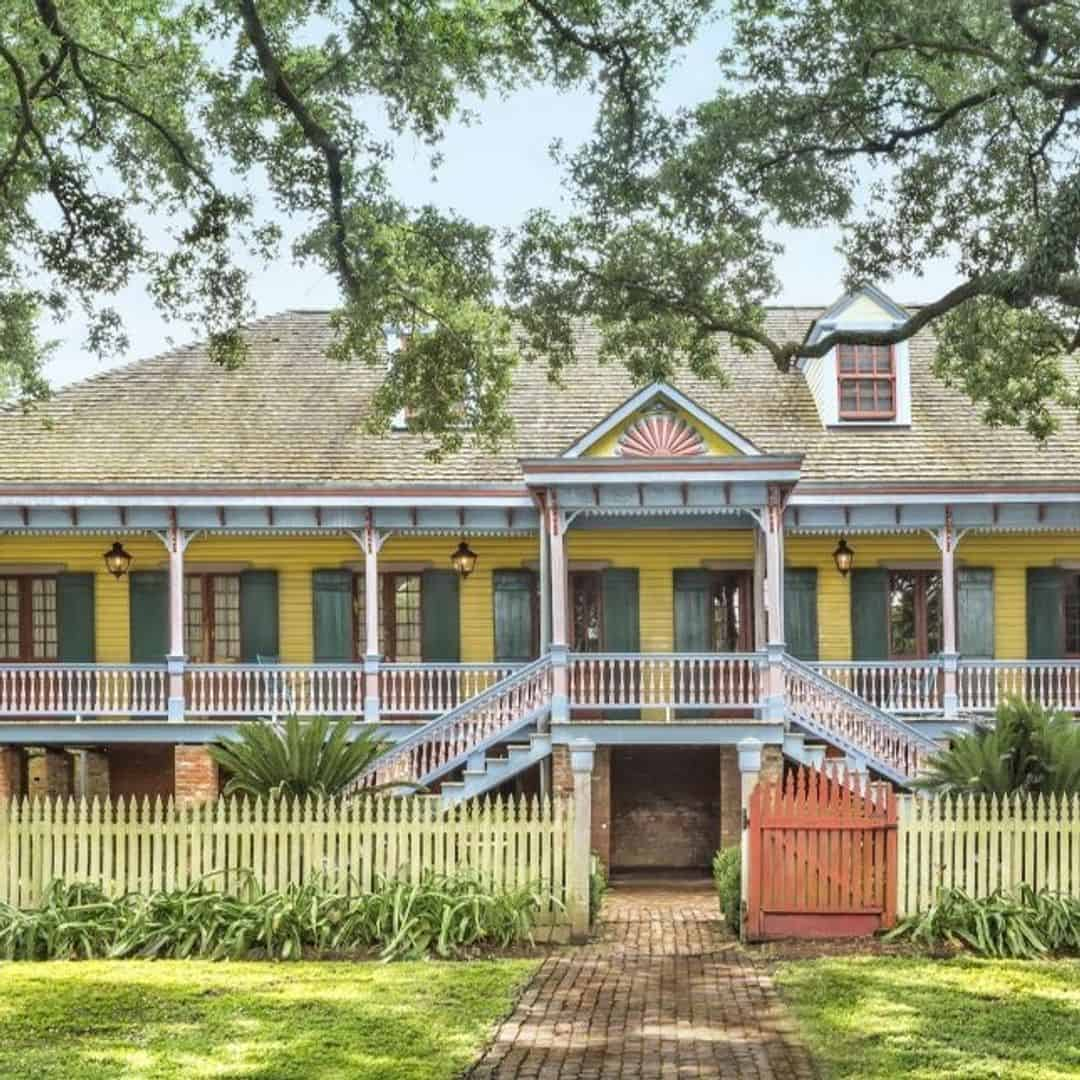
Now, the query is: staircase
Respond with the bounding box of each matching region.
[354,655,554,802]
[781,654,939,787]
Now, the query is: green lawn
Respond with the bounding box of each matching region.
[0,958,538,1080]
[775,956,1080,1079]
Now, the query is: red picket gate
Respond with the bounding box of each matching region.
[746,765,897,940]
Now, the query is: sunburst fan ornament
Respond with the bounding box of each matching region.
[617,405,706,457]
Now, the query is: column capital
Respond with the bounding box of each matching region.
[737,736,763,774]
[569,738,595,774]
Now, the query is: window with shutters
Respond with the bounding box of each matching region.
[711,572,754,651]
[837,344,896,420]
[570,571,604,651]
[352,573,422,660]
[1065,574,1080,655]
[0,576,57,661]
[888,570,942,659]
[184,574,241,662]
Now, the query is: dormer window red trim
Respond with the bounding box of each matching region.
[837,344,896,420]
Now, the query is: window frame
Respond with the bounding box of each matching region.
[1064,573,1080,658]
[184,572,242,663]
[351,572,423,661]
[837,343,897,421]
[0,575,58,663]
[887,569,943,660]
[709,570,755,652]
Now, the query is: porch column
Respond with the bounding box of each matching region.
[361,514,383,725]
[539,516,551,654]
[738,737,762,942]
[547,494,570,724]
[762,485,786,722]
[939,508,959,720]
[753,527,767,650]
[166,519,186,722]
[568,738,595,941]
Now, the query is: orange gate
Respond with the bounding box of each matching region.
[746,765,897,940]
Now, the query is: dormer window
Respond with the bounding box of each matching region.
[837,344,896,421]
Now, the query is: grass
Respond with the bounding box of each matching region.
[0,958,539,1079]
[775,955,1080,1079]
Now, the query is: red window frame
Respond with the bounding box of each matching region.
[0,575,58,662]
[184,573,242,663]
[837,343,897,420]
[352,572,423,661]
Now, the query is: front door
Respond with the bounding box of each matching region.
[570,569,640,716]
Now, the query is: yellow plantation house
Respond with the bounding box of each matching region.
[2,283,1080,872]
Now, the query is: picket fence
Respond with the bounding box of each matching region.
[897,792,1080,916]
[0,794,574,928]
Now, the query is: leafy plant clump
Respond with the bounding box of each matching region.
[885,886,1080,959]
[916,698,1080,797]
[209,715,390,800]
[589,855,608,924]
[712,847,741,932]
[0,873,551,963]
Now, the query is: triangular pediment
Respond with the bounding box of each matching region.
[562,382,760,459]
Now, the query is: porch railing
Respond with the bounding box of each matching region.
[0,664,168,716]
[568,652,763,711]
[811,661,942,714]
[186,664,364,716]
[380,663,519,715]
[957,660,1080,713]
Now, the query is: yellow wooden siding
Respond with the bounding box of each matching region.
[3,529,1080,664]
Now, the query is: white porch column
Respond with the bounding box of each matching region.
[359,513,385,725]
[939,508,959,720]
[762,485,786,722]
[165,518,186,722]
[737,737,762,942]
[547,494,570,724]
[753,527,767,650]
[539,516,551,654]
[569,738,595,941]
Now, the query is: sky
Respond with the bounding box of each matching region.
[42,24,960,390]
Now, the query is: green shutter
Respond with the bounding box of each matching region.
[129,571,168,662]
[56,573,95,662]
[1027,568,1063,659]
[602,568,640,652]
[422,570,460,661]
[313,569,353,661]
[851,568,889,660]
[494,570,535,662]
[784,568,819,661]
[240,570,279,661]
[957,568,994,658]
[673,570,711,652]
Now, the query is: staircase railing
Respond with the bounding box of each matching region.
[782,655,939,784]
[355,655,553,789]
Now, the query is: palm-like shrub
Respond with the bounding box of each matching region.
[209,716,388,800]
[917,697,1080,797]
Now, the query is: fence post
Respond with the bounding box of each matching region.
[738,737,762,941]
[569,738,595,942]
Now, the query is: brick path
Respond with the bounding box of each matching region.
[470,877,816,1079]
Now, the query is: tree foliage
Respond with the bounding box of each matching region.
[916,698,1080,797]
[5,1,1080,448]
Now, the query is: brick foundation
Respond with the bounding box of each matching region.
[74,750,110,802]
[27,749,72,800]
[591,747,611,870]
[719,747,741,850]
[761,745,784,786]
[109,744,176,802]
[174,745,220,804]
[551,745,573,799]
[0,747,23,802]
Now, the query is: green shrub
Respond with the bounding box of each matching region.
[885,885,1080,959]
[712,847,741,932]
[0,872,551,963]
[589,855,608,924]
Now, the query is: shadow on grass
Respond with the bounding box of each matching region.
[775,955,1080,1080]
[0,958,537,1080]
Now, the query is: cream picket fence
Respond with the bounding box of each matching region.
[897,792,1080,916]
[0,794,574,929]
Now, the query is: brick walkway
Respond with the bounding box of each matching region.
[470,877,816,1079]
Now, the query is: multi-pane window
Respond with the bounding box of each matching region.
[570,572,603,652]
[352,573,422,660]
[837,344,896,420]
[0,577,57,661]
[888,570,942,659]
[1065,575,1080,655]
[184,574,241,662]
[711,572,753,652]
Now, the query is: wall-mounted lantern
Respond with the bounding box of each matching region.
[103,541,133,579]
[450,539,478,579]
[832,537,854,576]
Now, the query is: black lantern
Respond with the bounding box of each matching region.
[103,541,133,579]
[450,539,478,579]
[832,536,854,576]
